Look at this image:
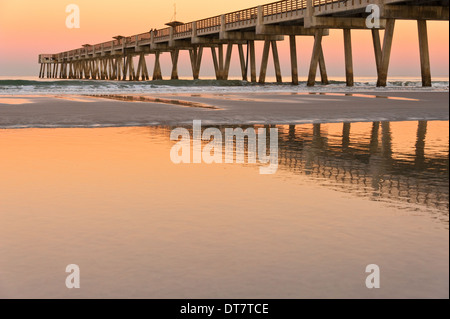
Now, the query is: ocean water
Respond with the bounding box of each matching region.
[0,76,448,95]
[0,121,448,298]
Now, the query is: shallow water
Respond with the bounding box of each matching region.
[0,121,448,298]
[0,77,448,95]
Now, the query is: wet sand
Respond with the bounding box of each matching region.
[0,92,448,128]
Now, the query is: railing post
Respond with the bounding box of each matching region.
[219,14,226,39]
[169,26,174,47]
[305,0,314,28]
[220,14,226,33]
[150,30,155,50]
[256,5,265,34]
[192,21,197,38]
[257,5,264,25]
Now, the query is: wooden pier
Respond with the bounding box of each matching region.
[38,0,449,86]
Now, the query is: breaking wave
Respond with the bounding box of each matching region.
[0,78,448,94]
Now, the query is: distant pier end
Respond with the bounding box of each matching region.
[38,0,449,87]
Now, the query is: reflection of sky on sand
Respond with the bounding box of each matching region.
[148,92,421,103]
[0,98,34,105]
[0,121,448,299]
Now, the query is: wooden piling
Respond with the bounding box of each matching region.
[289,35,299,85]
[259,40,271,84]
[343,29,354,87]
[377,19,395,87]
[307,29,324,87]
[417,20,432,87]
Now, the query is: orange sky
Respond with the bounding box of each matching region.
[0,0,448,78]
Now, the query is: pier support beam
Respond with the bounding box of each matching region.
[211,44,233,80]
[372,29,382,77]
[289,36,299,85]
[100,59,105,80]
[377,19,395,87]
[211,46,220,80]
[110,58,116,80]
[259,40,271,84]
[417,20,432,87]
[238,44,247,82]
[60,62,65,79]
[108,58,113,80]
[88,60,93,79]
[219,45,224,80]
[189,46,203,80]
[224,44,233,80]
[271,41,282,83]
[105,59,110,80]
[136,56,142,81]
[259,40,283,84]
[68,63,73,79]
[318,47,329,85]
[138,54,149,81]
[306,29,329,86]
[116,57,124,81]
[153,52,163,81]
[307,29,324,87]
[171,50,179,80]
[128,56,136,81]
[83,61,90,79]
[249,40,257,83]
[343,29,354,87]
[121,57,127,81]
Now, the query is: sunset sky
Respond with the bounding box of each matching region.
[0,0,448,78]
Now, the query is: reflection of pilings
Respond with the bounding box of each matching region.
[381,122,393,160]
[150,122,448,213]
[275,121,448,213]
[415,121,427,169]
[370,121,380,154]
[342,123,351,150]
[312,123,327,150]
[289,125,296,142]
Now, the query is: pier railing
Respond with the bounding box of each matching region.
[51,0,376,59]
[154,27,171,42]
[225,7,258,25]
[196,16,222,35]
[174,23,193,39]
[263,0,304,16]
[137,32,151,42]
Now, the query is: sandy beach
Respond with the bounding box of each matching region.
[0,92,448,128]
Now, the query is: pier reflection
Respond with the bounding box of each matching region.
[154,120,449,216]
[276,121,449,215]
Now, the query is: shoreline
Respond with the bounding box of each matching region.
[0,91,448,129]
